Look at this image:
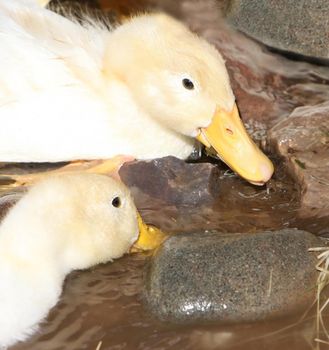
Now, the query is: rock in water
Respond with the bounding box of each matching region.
[268,102,329,217]
[144,229,321,323]
[225,0,329,62]
[119,156,221,206]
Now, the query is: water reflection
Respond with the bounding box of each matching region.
[137,159,328,237]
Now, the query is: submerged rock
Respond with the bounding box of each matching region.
[225,0,329,62]
[269,102,329,216]
[119,156,221,207]
[144,229,321,323]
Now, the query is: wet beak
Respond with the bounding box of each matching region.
[131,213,167,252]
[196,104,274,185]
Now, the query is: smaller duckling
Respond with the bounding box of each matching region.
[0,173,140,348]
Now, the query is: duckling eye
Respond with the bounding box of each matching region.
[111,196,121,208]
[182,78,194,90]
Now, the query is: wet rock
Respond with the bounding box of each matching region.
[144,229,321,323]
[269,102,329,216]
[269,102,329,155]
[224,0,329,62]
[289,152,329,216]
[119,156,221,207]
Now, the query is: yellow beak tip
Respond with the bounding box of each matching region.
[132,214,167,252]
[197,104,274,185]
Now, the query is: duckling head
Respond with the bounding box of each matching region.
[105,14,274,185]
[1,173,139,272]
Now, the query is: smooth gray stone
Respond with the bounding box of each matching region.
[225,0,329,61]
[144,229,322,323]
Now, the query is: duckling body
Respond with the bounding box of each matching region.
[0,173,139,348]
[0,0,193,162]
[0,0,274,184]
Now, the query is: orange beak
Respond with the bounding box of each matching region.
[196,103,274,185]
[131,213,167,252]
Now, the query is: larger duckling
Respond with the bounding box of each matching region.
[0,173,141,348]
[0,0,273,185]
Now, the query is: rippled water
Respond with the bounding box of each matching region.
[10,253,329,350]
[138,159,328,236]
[0,158,325,350]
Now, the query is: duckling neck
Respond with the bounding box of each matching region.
[0,196,77,347]
[0,200,71,277]
[0,248,64,348]
[0,217,66,348]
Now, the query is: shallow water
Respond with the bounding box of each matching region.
[1,158,327,350]
[137,159,328,237]
[10,253,329,350]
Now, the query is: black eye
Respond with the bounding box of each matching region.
[111,196,121,208]
[182,78,194,90]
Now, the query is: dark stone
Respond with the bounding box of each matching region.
[225,0,329,62]
[144,229,321,324]
[119,156,221,207]
[268,102,329,216]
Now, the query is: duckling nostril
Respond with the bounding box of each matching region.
[226,128,233,135]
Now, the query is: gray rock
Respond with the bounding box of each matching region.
[268,102,329,217]
[269,102,329,155]
[225,0,329,61]
[144,229,322,323]
[119,156,221,207]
